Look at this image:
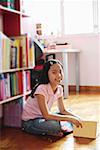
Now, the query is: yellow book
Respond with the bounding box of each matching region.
[1,32,11,70]
[13,39,20,68]
[5,39,11,70]
[28,40,35,67]
[73,121,98,139]
[2,38,6,70]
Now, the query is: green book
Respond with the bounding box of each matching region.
[0,0,15,9]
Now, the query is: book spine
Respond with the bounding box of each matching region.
[28,39,35,67]
[0,74,6,100]
[0,34,3,72]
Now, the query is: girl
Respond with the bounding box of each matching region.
[22,59,82,137]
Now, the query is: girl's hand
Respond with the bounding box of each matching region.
[70,117,82,128]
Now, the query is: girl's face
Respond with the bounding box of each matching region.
[48,63,64,87]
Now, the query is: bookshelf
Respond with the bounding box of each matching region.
[0,0,35,127]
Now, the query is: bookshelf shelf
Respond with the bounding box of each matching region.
[0,94,23,105]
[0,5,29,17]
[0,5,21,15]
[0,67,34,74]
[25,90,31,96]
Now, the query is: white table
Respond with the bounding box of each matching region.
[44,48,80,98]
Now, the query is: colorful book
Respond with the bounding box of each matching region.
[0,32,11,71]
[26,70,31,91]
[11,34,35,68]
[0,74,6,100]
[18,71,23,94]
[28,39,35,67]
[11,38,20,68]
[4,73,11,98]
[0,33,3,72]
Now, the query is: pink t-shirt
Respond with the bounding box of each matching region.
[22,83,63,121]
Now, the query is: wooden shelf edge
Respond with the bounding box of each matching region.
[0,94,23,104]
[0,5,20,14]
[25,90,31,96]
[0,67,34,74]
[0,5,29,17]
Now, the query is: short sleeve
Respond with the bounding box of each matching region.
[34,85,46,98]
[57,85,64,98]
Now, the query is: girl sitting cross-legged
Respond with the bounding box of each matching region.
[22,59,82,137]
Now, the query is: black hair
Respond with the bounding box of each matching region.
[31,59,63,98]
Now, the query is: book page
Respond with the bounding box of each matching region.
[73,121,97,139]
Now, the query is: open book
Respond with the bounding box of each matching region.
[73,121,97,139]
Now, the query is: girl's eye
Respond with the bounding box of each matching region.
[52,71,56,74]
[52,71,62,75]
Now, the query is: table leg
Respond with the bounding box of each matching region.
[75,53,80,92]
[62,53,69,98]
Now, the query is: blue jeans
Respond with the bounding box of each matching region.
[22,118,62,136]
[22,118,73,137]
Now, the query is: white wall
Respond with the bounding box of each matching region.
[46,33,100,86]
[65,33,100,86]
[21,17,35,38]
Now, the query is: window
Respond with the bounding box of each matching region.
[92,0,99,33]
[25,0,99,36]
[63,0,93,34]
[98,0,100,32]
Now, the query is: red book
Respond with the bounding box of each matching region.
[18,71,23,94]
[26,71,31,91]
[25,35,30,67]
[19,46,22,68]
